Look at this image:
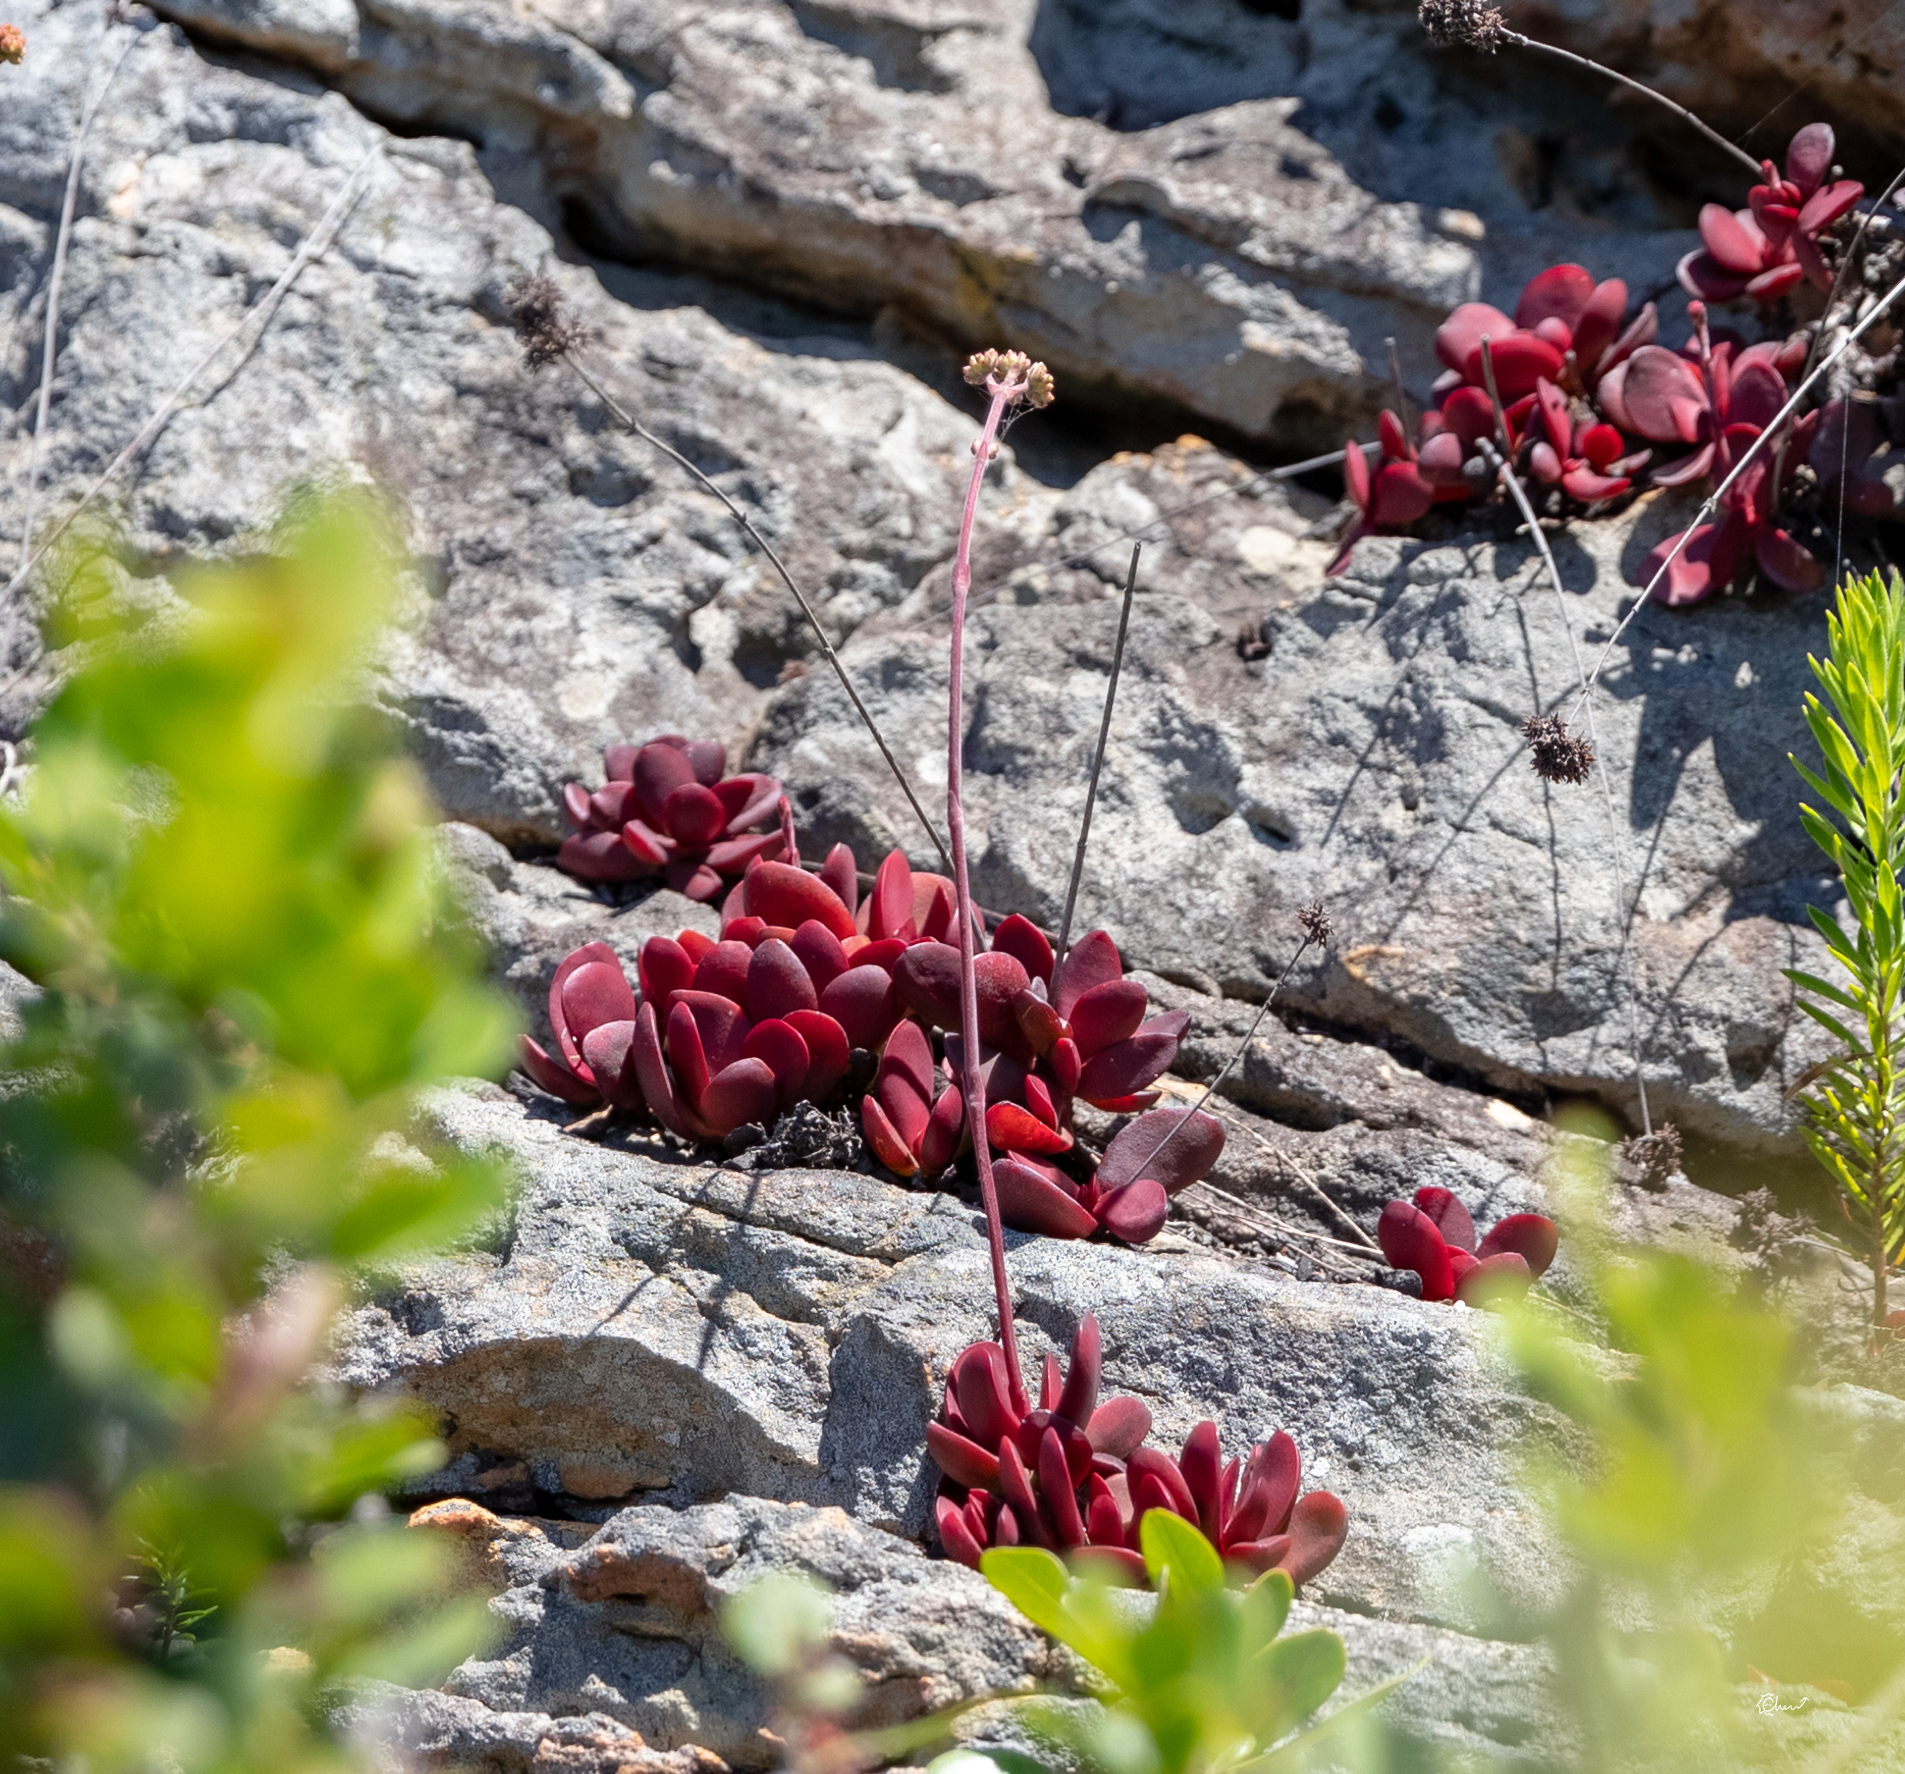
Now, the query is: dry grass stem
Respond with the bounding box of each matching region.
[1054,542,1139,967]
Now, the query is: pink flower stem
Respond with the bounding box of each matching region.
[948,375,1026,1412]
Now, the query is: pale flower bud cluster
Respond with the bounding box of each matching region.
[962,348,1056,408]
[0,23,26,63]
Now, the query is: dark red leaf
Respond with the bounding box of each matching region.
[819,965,901,1049]
[746,938,819,1022]
[993,913,1054,985]
[1476,1212,1559,1276]
[1097,1107,1225,1196]
[1086,1395,1153,1460]
[1376,1200,1456,1301]
[1412,1185,1477,1253]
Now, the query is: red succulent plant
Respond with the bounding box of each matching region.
[992,1106,1225,1245]
[1678,124,1863,304]
[930,1316,1346,1588]
[557,735,784,899]
[1376,1186,1558,1304]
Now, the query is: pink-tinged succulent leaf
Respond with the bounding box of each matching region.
[1572,277,1628,373]
[1087,1395,1154,1460]
[742,1017,811,1108]
[1534,377,1572,456]
[665,1000,712,1111]
[1277,1491,1348,1584]
[1098,1176,1169,1244]
[995,1156,1096,1237]
[678,737,723,785]
[743,862,857,939]
[1620,347,1708,444]
[549,942,623,1072]
[1052,930,1123,1020]
[703,830,784,874]
[1072,1545,1147,1584]
[868,849,916,941]
[589,783,642,830]
[1342,434,1371,515]
[820,843,858,917]
[1785,122,1834,197]
[1744,262,1806,301]
[1797,177,1862,236]
[892,940,960,1026]
[1024,1074,1061,1130]
[666,860,725,902]
[1531,316,1573,351]
[1755,525,1826,594]
[1515,263,1595,335]
[561,959,637,1052]
[674,989,750,1075]
[1793,227,1831,290]
[1377,407,1412,462]
[662,781,726,847]
[819,965,900,1050]
[1086,1482,1125,1549]
[790,920,850,995]
[517,1034,599,1105]
[1179,1421,1225,1541]
[1435,302,1514,375]
[1455,1250,1534,1305]
[993,913,1055,985]
[1049,1036,1083,1098]
[746,938,819,1022]
[638,937,696,1025]
[714,774,783,837]
[1369,460,1435,526]
[1528,440,1563,484]
[1040,1353,1062,1413]
[1698,204,1767,276]
[1440,385,1496,447]
[1076,1010,1190,1102]
[1461,332,1566,400]
[1224,1535,1292,1576]
[783,1011,848,1100]
[1097,1107,1226,1196]
[1376,1200,1456,1301]
[855,936,908,973]
[1069,978,1151,1055]
[920,1085,966,1174]
[558,830,652,882]
[564,778,599,824]
[722,916,767,949]
[632,742,698,828]
[1649,442,1717,488]
[1412,1185,1477,1253]
[1015,987,1067,1055]
[953,1342,1020,1450]
[1230,1432,1301,1543]
[1578,423,1625,470]
[1128,1446,1198,1524]
[633,1002,704,1141]
[915,874,959,943]
[1417,430,1469,487]
[877,1016,935,1109]
[1640,517,1742,605]
[862,1094,919,1175]
[1598,302,1657,380]
[1595,359,1635,433]
[936,1496,985,1568]
[998,1439,1053,1550]
[1748,189,1799,248]
[927,1421,1001,1490]
[603,743,640,782]
[620,819,676,869]
[1675,250,1748,304]
[1561,467,1631,503]
[691,940,753,1008]
[1057,1316,1101,1429]
[1041,1428,1089,1547]
[579,1020,645,1113]
[701,1058,777,1133]
[1475,1212,1559,1276]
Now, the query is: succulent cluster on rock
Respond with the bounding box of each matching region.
[1339,124,1893,604]
[1376,1186,1559,1304]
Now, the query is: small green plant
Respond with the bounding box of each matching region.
[1786,567,1905,1332]
[982,1511,1411,1774]
[0,493,517,1769]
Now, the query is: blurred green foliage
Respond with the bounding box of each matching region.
[1785,566,1905,1331]
[0,494,517,1770]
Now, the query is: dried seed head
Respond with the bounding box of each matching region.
[1418,0,1504,50]
[507,273,592,371]
[1298,899,1333,948]
[963,348,1056,408]
[0,23,24,62]
[1620,1122,1683,1190]
[1522,714,1595,785]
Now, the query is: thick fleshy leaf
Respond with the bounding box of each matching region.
[1412,1185,1477,1253]
[893,943,1032,1054]
[1434,301,1514,375]
[820,843,858,917]
[1097,1176,1169,1244]
[1455,1250,1535,1304]
[1097,1107,1225,1196]
[1676,248,1748,303]
[561,960,637,1051]
[1728,349,1789,432]
[1417,430,1469,486]
[1620,347,1708,443]
[936,1497,985,1568]
[604,742,640,782]
[563,782,596,828]
[1085,1480,1125,1549]
[662,780,726,847]
[633,1002,702,1141]
[1572,277,1627,372]
[1230,1432,1301,1544]
[1369,459,1435,526]
[1515,263,1594,335]
[1015,987,1067,1055]
[1342,432,1371,513]
[1127,1446,1198,1523]
[638,936,696,1025]
[1649,441,1717,489]
[673,989,750,1075]
[998,1440,1053,1550]
[1440,385,1496,446]
[1639,518,1739,605]
[744,862,856,939]
[1797,177,1862,236]
[1561,467,1631,503]
[558,830,651,883]
[1595,359,1635,433]
[746,938,819,1022]
[632,741,698,827]
[665,999,712,1110]
[703,830,783,874]
[1698,203,1766,275]
[1040,1428,1088,1548]
[784,1011,849,1100]
[743,1018,811,1108]
[1076,1011,1189,1102]
[548,942,622,1072]
[1275,1491,1348,1585]
[868,848,916,941]
[920,1084,966,1174]
[587,781,640,830]
[1461,331,1566,400]
[691,940,753,1009]
[861,1094,918,1175]
[992,913,1055,985]
[1785,122,1833,197]
[1745,261,1806,301]
[517,1034,598,1105]
[1052,930,1123,1020]
[701,1058,778,1136]
[818,965,901,1049]
[1056,1315,1100,1429]
[995,1156,1098,1238]
[1086,1395,1153,1460]
[953,1342,1020,1452]
[714,773,781,837]
[1533,377,1571,455]
[789,920,850,995]
[579,1020,645,1112]
[1476,1212,1559,1276]
[1528,440,1563,484]
[1376,1200,1456,1301]
[1068,978,1150,1056]
[1755,525,1826,593]
[927,1421,1001,1490]
[1179,1420,1225,1541]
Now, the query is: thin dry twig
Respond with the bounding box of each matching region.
[17,18,142,571]
[1180,1180,1380,1262]
[4,142,382,606]
[1571,267,1905,712]
[542,325,955,876]
[1054,542,1138,968]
